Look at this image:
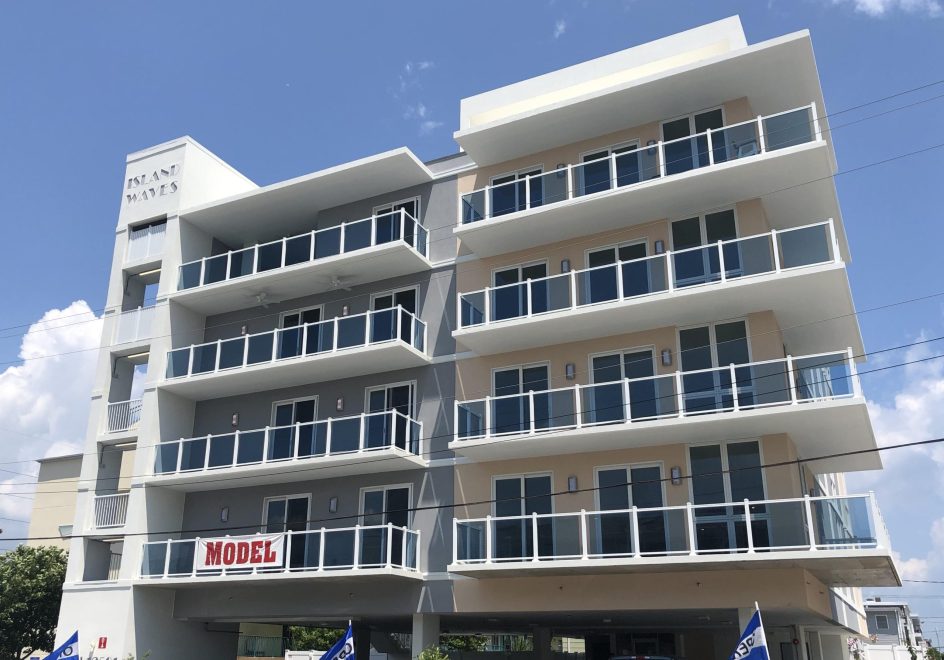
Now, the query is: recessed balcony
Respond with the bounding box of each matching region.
[112,306,156,347]
[453,350,878,473]
[449,493,898,587]
[456,220,857,357]
[138,524,421,584]
[91,492,130,531]
[124,220,166,269]
[159,307,429,400]
[171,210,431,316]
[456,104,836,257]
[103,398,143,435]
[150,410,426,490]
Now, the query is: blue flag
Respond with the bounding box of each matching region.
[320,626,354,660]
[730,610,769,660]
[43,631,78,660]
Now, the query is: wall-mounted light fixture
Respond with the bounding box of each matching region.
[646,139,658,156]
[240,325,248,336]
[565,363,576,380]
[561,258,571,273]
[328,497,339,513]
[567,476,578,492]
[670,466,682,486]
[231,413,239,427]
[220,506,230,522]
[336,396,344,412]
[341,305,350,316]
[654,239,666,255]
[661,349,673,367]
[556,163,567,178]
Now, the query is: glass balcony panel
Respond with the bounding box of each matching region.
[277,327,303,359]
[731,235,774,278]
[154,442,180,474]
[257,242,283,272]
[178,262,202,290]
[310,422,330,456]
[682,368,731,414]
[587,511,633,557]
[288,531,321,570]
[664,136,709,176]
[490,179,526,217]
[622,255,668,298]
[672,245,721,288]
[580,382,626,426]
[537,389,577,431]
[779,224,832,269]
[203,255,228,285]
[542,514,582,559]
[329,417,361,453]
[166,348,191,378]
[489,283,532,321]
[528,169,567,206]
[812,496,876,548]
[179,438,206,471]
[629,374,678,421]
[711,121,761,163]
[456,521,486,561]
[218,337,245,369]
[576,265,619,306]
[460,292,486,327]
[168,541,195,575]
[416,225,428,256]
[616,146,661,183]
[323,529,355,568]
[370,309,396,343]
[236,430,265,464]
[268,427,294,461]
[296,421,320,458]
[457,401,486,440]
[246,334,274,364]
[141,543,168,577]
[191,344,218,375]
[660,509,691,555]
[491,394,530,435]
[359,527,387,567]
[574,158,612,197]
[760,501,808,549]
[337,316,367,349]
[364,412,393,450]
[412,318,425,352]
[374,211,401,245]
[207,434,235,468]
[229,248,255,279]
[794,353,852,400]
[344,218,373,252]
[491,517,528,561]
[314,227,342,259]
[305,322,331,354]
[405,531,419,569]
[764,107,814,151]
[461,189,486,224]
[749,361,791,408]
[284,234,312,266]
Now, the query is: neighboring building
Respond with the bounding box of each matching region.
[26,453,82,551]
[50,16,898,660]
[864,599,927,660]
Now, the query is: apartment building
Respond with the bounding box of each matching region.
[864,599,929,660]
[51,16,898,660]
[26,453,83,551]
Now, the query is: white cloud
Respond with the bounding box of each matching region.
[553,18,568,38]
[0,301,102,521]
[828,0,942,17]
[419,120,444,136]
[394,62,444,135]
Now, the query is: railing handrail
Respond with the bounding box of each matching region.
[107,397,143,408]
[459,219,836,299]
[143,523,418,547]
[178,208,425,273]
[457,348,854,406]
[94,491,131,501]
[461,102,817,200]
[160,407,419,450]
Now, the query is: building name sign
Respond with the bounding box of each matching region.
[196,533,284,570]
[125,163,180,205]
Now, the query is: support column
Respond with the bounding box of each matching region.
[738,607,755,631]
[796,626,810,660]
[411,613,440,659]
[353,623,371,660]
[533,627,552,660]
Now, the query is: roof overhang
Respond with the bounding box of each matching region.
[179,148,435,244]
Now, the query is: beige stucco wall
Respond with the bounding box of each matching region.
[27,454,82,550]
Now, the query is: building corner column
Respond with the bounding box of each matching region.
[411,613,440,659]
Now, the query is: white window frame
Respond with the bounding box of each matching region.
[358,483,414,526]
[278,304,324,328]
[660,106,726,141]
[364,380,417,417]
[587,345,657,384]
[490,259,549,288]
[270,396,319,426]
[370,285,420,312]
[490,471,555,518]
[491,361,552,396]
[675,317,753,370]
[373,195,422,222]
[584,237,649,271]
[489,165,544,187]
[667,206,741,252]
[261,493,312,531]
[875,614,890,630]
[592,462,666,511]
[684,438,769,505]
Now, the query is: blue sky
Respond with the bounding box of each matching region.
[2,0,944,637]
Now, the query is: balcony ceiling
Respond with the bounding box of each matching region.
[455,31,831,167]
[179,148,434,245]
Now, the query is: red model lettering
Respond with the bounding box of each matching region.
[204,541,224,566]
[222,543,236,565]
[264,540,277,562]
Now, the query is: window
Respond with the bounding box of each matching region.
[662,108,724,175]
[875,614,889,630]
[689,441,768,551]
[270,397,318,459]
[670,209,739,287]
[263,494,310,533]
[492,262,548,321]
[492,364,550,434]
[365,382,416,451]
[371,286,419,343]
[588,349,658,422]
[584,241,649,303]
[360,485,412,566]
[490,167,543,216]
[373,197,420,246]
[595,465,666,554]
[578,142,641,196]
[493,474,553,559]
[678,320,752,413]
[278,306,323,358]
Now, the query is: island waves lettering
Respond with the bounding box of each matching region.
[125,163,180,205]
[196,534,284,570]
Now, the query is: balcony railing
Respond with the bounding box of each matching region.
[238,635,288,658]
[140,524,420,579]
[93,492,130,529]
[105,398,143,433]
[460,103,820,224]
[165,306,426,379]
[177,209,428,291]
[126,221,166,262]
[113,305,156,344]
[454,493,886,565]
[459,220,839,328]
[154,409,422,476]
[455,349,860,441]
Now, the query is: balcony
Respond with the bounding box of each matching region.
[138,524,421,583]
[456,104,837,258]
[456,220,857,357]
[454,350,879,472]
[159,307,429,400]
[449,493,898,587]
[150,410,426,489]
[171,210,431,316]
[104,398,143,434]
[125,221,166,266]
[92,492,129,530]
[113,306,156,346]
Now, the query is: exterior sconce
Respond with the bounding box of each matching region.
[654,240,665,254]
[220,506,229,522]
[661,349,672,367]
[556,163,567,178]
[670,466,682,485]
[231,412,239,427]
[561,258,571,273]
[567,476,578,492]
[565,363,576,380]
[646,139,657,156]
[341,305,350,316]
[240,325,248,335]
[336,396,344,412]
[328,497,339,513]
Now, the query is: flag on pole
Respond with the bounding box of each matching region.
[320,625,355,660]
[42,631,78,660]
[730,606,769,660]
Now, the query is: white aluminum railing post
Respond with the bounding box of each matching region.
[804,494,818,550]
[198,258,205,287]
[686,502,697,555]
[526,281,533,317]
[744,499,755,553]
[525,176,531,211]
[810,101,822,141]
[666,249,675,292]
[616,260,625,300]
[333,317,340,351]
[623,379,632,423]
[631,506,641,558]
[675,371,685,417]
[848,347,863,398]
[309,230,316,261]
[163,539,172,578]
[242,334,250,366]
[566,164,574,200]
[359,413,366,451]
[757,115,767,153]
[203,434,211,471]
[187,344,195,377]
[452,518,459,563]
[318,528,326,570]
[786,356,798,405]
[706,129,714,166]
[252,244,260,275]
[531,513,540,562]
[370,215,377,248]
[658,142,666,177]
[271,330,279,362]
[301,324,309,356]
[233,430,240,467]
[284,531,293,573]
[262,427,270,463]
[528,391,536,435]
[326,418,333,455]
[771,228,781,273]
[609,153,618,189]
[574,385,583,429]
[399,209,406,245]
[869,491,882,548]
[281,238,288,268]
[386,522,394,567]
[484,395,492,439]
[717,240,726,282]
[828,219,840,263]
[293,422,301,459]
[569,269,577,308]
[175,439,184,473]
[580,510,589,559]
[214,339,222,371]
[483,286,491,325]
[364,310,371,346]
[191,538,200,577]
[453,402,460,444]
[485,515,493,563]
[730,364,739,412]
[352,524,360,569]
[340,222,347,254]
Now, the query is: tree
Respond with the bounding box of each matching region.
[0,545,68,660]
[287,626,346,652]
[440,635,489,652]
